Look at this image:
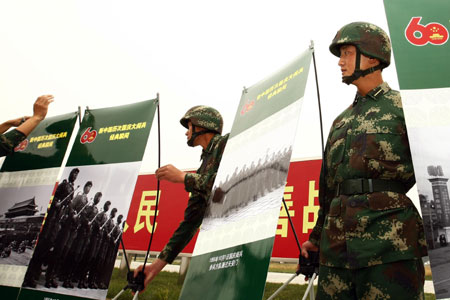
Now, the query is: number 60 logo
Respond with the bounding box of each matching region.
[405,17,449,46]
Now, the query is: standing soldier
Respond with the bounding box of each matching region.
[134,105,229,290]
[88,200,111,289]
[59,181,93,287]
[23,168,79,288]
[77,192,102,288]
[97,207,117,289]
[104,214,124,281]
[300,22,428,299]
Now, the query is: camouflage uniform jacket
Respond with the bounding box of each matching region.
[0,129,26,157]
[309,82,427,269]
[159,133,229,263]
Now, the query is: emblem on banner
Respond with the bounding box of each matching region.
[14,139,29,152]
[405,17,449,46]
[240,99,255,115]
[80,127,97,143]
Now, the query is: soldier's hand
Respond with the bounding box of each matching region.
[33,94,54,121]
[297,240,319,280]
[155,164,186,184]
[133,259,167,293]
[301,241,318,259]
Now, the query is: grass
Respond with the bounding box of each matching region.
[107,268,436,300]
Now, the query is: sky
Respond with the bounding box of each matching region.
[0,0,401,174]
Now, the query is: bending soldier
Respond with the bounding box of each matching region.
[134,105,229,290]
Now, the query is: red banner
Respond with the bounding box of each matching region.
[122,159,321,259]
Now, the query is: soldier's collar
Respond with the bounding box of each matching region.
[353,82,390,106]
[201,133,220,160]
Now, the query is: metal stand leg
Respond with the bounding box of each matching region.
[112,288,127,300]
[266,198,318,300]
[267,273,298,300]
[132,291,140,300]
[301,273,316,300]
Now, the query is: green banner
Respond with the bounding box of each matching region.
[67,100,157,166]
[230,51,311,138]
[180,48,312,300]
[1,112,78,172]
[180,238,274,300]
[0,112,78,298]
[17,99,157,300]
[384,1,450,299]
[384,0,450,89]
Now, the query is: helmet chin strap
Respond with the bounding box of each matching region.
[187,125,217,147]
[342,48,384,85]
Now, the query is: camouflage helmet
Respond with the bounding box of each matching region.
[329,22,391,68]
[180,105,223,134]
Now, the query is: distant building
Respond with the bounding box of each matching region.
[4,197,38,218]
[419,194,439,248]
[428,165,450,228]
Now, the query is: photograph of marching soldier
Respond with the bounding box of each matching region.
[20,163,136,298]
[22,167,80,288]
[200,99,302,236]
[133,105,229,291]
[206,146,293,220]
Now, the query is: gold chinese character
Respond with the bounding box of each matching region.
[134,190,160,233]
[276,186,295,238]
[302,180,319,233]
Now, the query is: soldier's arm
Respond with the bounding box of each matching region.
[155,164,186,184]
[158,195,205,264]
[184,136,228,198]
[0,130,26,157]
[0,117,28,134]
[184,172,216,198]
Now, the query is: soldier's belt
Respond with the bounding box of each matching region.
[336,178,406,196]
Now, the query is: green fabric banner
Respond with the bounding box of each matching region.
[384,1,450,298]
[0,112,78,298]
[180,48,312,300]
[16,99,157,300]
[67,100,156,166]
[384,0,450,89]
[1,112,78,172]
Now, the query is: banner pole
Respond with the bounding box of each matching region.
[77,106,82,126]
[112,95,162,299]
[142,93,161,269]
[310,41,325,154]
[120,237,131,272]
[282,197,301,252]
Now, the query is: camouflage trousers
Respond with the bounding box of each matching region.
[316,259,425,300]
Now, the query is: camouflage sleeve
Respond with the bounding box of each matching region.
[184,172,216,199]
[158,195,206,264]
[0,129,26,157]
[159,134,228,263]
[184,134,228,199]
